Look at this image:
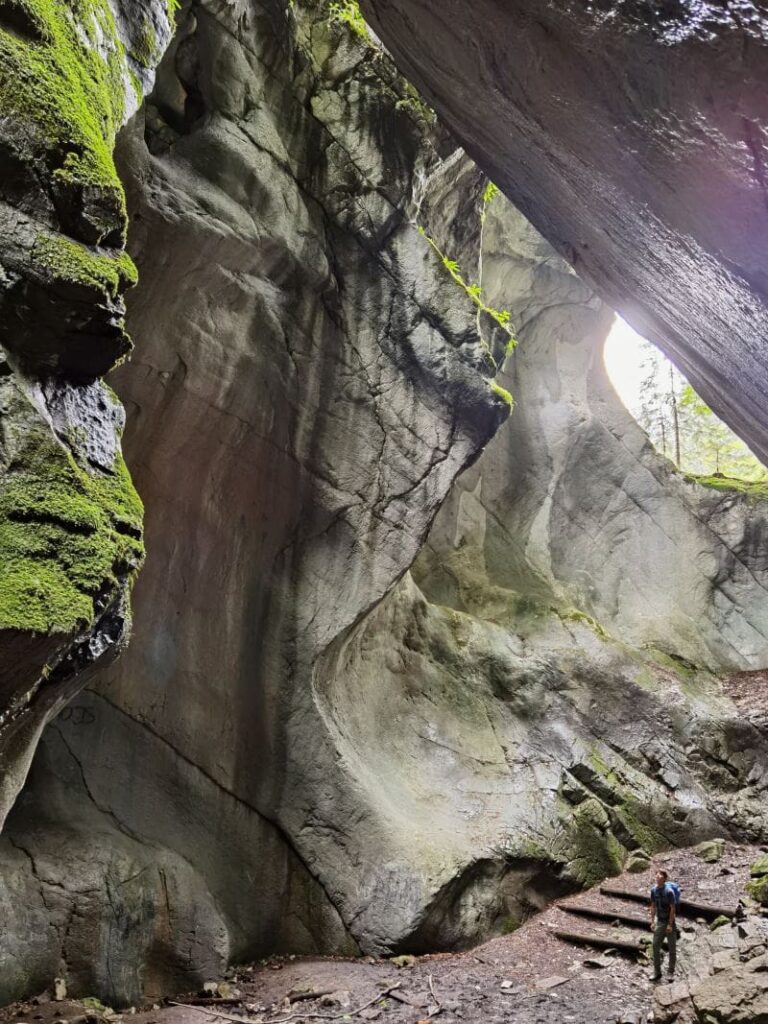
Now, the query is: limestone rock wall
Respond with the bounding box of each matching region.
[417,164,768,675]
[358,0,768,466]
[4,0,768,1007]
[0,0,173,829]
[0,0,507,1003]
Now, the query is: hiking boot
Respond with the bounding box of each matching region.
[667,972,675,982]
[651,973,662,983]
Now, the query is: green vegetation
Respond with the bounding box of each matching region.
[559,606,610,640]
[328,0,368,39]
[684,473,768,501]
[490,380,513,410]
[416,226,516,337]
[130,15,157,69]
[747,875,768,906]
[642,645,698,679]
[0,0,131,229]
[500,914,521,934]
[81,999,110,1014]
[0,382,144,635]
[633,337,767,484]
[33,233,138,300]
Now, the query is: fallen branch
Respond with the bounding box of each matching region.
[286,991,334,1005]
[168,1002,258,1023]
[388,991,421,1007]
[182,1000,245,1008]
[170,983,402,1024]
[426,974,442,1020]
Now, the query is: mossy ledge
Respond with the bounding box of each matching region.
[0,0,131,214]
[0,379,144,635]
[33,233,138,301]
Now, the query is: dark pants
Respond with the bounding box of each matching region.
[653,920,676,976]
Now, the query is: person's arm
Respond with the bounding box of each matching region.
[667,900,676,934]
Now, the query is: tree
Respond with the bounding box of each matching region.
[631,338,767,481]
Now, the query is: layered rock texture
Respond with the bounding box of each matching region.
[359,0,768,465]
[0,0,508,1004]
[0,0,174,829]
[2,0,768,1010]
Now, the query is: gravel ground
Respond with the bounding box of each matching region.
[2,843,764,1024]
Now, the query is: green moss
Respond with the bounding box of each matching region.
[559,606,610,640]
[129,16,157,70]
[566,813,626,887]
[32,232,138,299]
[750,853,768,878]
[611,802,667,856]
[685,473,768,501]
[0,0,132,218]
[490,379,514,410]
[81,999,110,1013]
[642,645,698,679]
[0,383,144,636]
[327,0,368,39]
[500,914,521,934]
[747,875,768,906]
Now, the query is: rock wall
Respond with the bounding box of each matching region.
[358,0,768,465]
[0,0,174,829]
[4,0,768,1008]
[417,162,768,675]
[0,0,507,1004]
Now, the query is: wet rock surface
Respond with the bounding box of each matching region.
[0,0,506,1003]
[359,0,768,464]
[0,0,172,828]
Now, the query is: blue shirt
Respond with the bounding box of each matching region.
[650,883,675,921]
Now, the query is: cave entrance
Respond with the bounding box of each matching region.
[603,315,768,485]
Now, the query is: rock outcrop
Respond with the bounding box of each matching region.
[359,0,768,465]
[417,161,768,675]
[0,0,507,1004]
[3,0,768,1009]
[0,0,174,829]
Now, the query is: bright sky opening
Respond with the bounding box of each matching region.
[602,315,648,416]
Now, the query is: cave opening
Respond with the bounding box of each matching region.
[603,315,768,488]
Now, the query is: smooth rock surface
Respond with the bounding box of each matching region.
[0,0,506,1002]
[0,0,172,828]
[416,166,768,674]
[359,0,768,464]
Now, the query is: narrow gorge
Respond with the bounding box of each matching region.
[1,1,767,1021]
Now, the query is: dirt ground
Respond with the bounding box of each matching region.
[3,844,764,1024]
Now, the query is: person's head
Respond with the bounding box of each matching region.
[655,868,668,888]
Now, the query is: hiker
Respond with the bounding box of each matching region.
[649,868,677,982]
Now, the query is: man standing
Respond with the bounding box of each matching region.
[649,868,677,982]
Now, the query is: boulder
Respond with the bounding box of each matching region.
[695,840,727,864]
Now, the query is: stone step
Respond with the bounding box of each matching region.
[558,900,650,929]
[600,883,736,920]
[552,928,645,955]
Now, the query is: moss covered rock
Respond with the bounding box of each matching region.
[0,0,172,376]
[0,370,143,827]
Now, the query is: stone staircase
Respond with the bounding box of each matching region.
[550,882,738,957]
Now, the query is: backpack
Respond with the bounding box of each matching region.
[667,881,681,907]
